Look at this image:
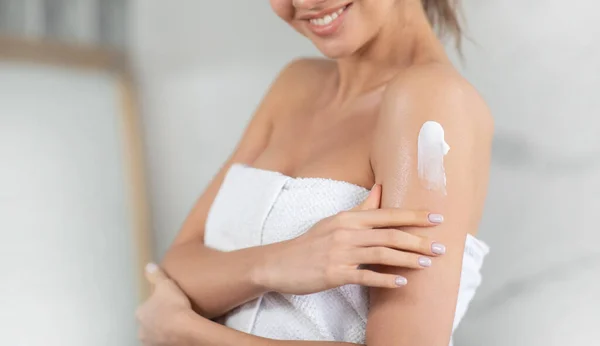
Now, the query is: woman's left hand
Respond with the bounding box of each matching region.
[134,265,361,346]
[135,263,196,346]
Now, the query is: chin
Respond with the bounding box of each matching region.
[304,23,367,59]
[315,40,359,59]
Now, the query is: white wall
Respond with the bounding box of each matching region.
[130,1,600,344]
[0,63,139,346]
[447,1,600,344]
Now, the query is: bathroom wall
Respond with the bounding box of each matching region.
[0,62,139,346]
[0,2,146,345]
[448,1,600,344]
[130,0,600,344]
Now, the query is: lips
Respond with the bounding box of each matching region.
[308,5,347,26]
[303,4,351,37]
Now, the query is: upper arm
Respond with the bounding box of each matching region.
[366,66,493,345]
[170,59,316,246]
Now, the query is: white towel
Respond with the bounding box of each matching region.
[204,164,489,343]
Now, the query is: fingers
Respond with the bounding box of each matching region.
[352,247,432,269]
[352,229,446,256]
[347,269,408,288]
[340,209,443,229]
[144,263,169,285]
[351,184,382,211]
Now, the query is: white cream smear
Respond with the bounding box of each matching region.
[417,121,451,194]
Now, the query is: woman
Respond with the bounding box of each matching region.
[136,0,493,345]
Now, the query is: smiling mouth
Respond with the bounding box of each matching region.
[307,4,350,27]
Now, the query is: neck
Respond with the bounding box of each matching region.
[332,1,448,104]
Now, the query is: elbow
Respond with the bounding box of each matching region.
[160,238,199,277]
[160,240,215,317]
[160,243,181,275]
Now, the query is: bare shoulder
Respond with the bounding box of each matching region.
[255,58,334,121]
[282,57,336,73]
[275,57,336,87]
[372,62,494,185]
[380,62,494,139]
[261,57,336,114]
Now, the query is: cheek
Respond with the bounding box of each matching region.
[356,0,397,28]
[270,0,295,22]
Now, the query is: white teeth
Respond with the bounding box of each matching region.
[309,5,347,26]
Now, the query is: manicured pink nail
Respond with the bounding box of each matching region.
[395,276,408,286]
[431,243,446,255]
[428,214,444,224]
[145,263,158,273]
[418,256,432,267]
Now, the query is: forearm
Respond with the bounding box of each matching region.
[162,240,278,319]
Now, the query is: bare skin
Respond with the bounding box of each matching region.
[137,0,494,345]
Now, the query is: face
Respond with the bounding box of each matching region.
[270,0,399,58]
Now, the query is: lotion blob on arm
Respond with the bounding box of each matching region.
[417,121,451,195]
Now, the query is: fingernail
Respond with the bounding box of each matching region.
[428,214,444,224]
[431,242,446,255]
[145,263,158,273]
[418,256,432,267]
[395,276,408,286]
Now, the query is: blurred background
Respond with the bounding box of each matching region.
[1,0,599,345]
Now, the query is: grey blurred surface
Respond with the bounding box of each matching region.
[0,0,27,34]
[0,0,127,47]
[130,0,600,344]
[448,1,600,344]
